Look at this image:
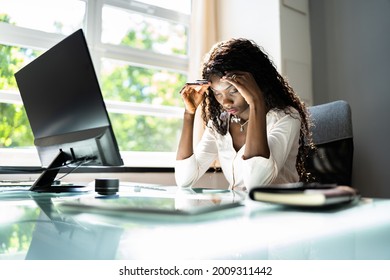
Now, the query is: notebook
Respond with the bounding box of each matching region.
[249,183,360,207]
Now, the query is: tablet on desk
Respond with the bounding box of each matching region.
[56,192,244,216]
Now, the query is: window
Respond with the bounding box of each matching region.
[0,0,191,167]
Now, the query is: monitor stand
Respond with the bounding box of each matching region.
[30,151,87,193]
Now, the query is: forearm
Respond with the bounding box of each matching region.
[244,101,270,159]
[176,111,196,160]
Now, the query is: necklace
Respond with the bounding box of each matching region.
[239,119,249,132]
[230,115,249,132]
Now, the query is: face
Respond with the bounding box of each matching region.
[209,75,249,118]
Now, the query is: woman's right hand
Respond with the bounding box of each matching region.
[180,83,210,114]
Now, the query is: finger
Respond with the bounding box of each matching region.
[180,85,196,97]
[181,82,209,93]
[197,83,210,95]
[222,74,240,85]
[179,84,188,95]
[187,83,209,92]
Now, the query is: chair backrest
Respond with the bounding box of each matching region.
[305,100,354,185]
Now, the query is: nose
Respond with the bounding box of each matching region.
[221,95,233,107]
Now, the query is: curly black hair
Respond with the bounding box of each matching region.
[200,38,315,182]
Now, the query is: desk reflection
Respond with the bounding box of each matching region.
[28,196,123,259]
[0,195,123,260]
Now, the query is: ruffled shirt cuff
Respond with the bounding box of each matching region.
[242,154,278,190]
[174,155,198,188]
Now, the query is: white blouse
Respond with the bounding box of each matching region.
[174,108,301,191]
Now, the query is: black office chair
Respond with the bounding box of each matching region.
[305,100,354,186]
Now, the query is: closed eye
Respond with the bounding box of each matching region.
[229,89,239,94]
[213,92,222,99]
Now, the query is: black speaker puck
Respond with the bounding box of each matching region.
[95,178,119,195]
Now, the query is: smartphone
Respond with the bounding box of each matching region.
[186,79,209,85]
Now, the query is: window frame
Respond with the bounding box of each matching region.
[0,0,191,168]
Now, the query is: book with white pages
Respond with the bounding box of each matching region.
[249,182,360,207]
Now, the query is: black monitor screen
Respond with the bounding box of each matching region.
[14,29,123,192]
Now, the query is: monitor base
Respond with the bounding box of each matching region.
[34,184,88,193]
[30,151,91,193]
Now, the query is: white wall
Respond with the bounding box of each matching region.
[217,0,282,70]
[280,0,313,105]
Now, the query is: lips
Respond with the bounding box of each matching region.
[226,108,238,114]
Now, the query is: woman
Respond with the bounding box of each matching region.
[175,38,314,191]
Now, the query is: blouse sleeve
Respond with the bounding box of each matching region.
[242,112,301,189]
[174,126,219,188]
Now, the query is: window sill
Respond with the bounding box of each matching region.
[0,148,177,168]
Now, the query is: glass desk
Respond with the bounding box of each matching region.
[0,186,389,260]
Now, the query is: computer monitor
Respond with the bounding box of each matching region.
[14,29,123,192]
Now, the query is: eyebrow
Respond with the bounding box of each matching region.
[210,84,234,93]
